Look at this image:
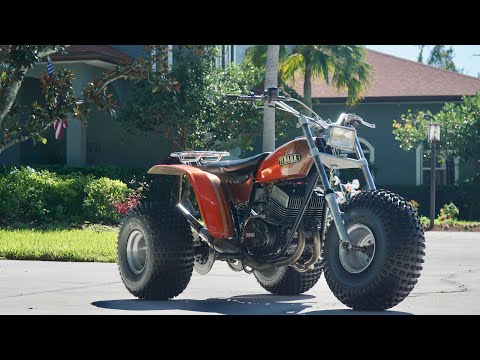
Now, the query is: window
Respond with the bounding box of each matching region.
[416,145,458,185]
[215,45,236,68]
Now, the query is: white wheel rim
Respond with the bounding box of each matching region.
[339,224,376,274]
[126,230,148,274]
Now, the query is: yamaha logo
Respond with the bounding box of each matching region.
[278,153,301,166]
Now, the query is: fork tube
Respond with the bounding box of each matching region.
[354,137,376,190]
[299,115,351,246]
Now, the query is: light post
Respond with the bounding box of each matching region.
[428,123,441,230]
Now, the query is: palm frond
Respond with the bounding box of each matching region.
[244,45,290,70]
[244,45,268,68]
[280,53,305,83]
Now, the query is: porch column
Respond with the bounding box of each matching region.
[168,45,173,69]
[66,116,86,167]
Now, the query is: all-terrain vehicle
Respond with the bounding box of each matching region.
[117,88,425,310]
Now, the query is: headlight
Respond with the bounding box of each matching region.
[326,125,356,151]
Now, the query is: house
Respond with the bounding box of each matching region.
[1,45,479,187]
[292,49,480,186]
[0,45,240,169]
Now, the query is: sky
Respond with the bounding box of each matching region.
[366,45,480,77]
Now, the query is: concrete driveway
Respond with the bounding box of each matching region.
[0,231,478,314]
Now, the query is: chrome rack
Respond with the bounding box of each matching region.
[170,151,230,165]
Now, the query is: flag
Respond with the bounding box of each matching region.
[47,56,68,140]
[46,56,58,80]
[54,118,68,140]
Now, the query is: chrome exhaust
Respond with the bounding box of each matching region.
[177,202,310,271]
[242,227,306,271]
[176,203,240,254]
[292,229,321,272]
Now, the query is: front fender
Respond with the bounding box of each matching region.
[148,164,234,239]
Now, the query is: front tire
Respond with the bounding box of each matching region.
[323,190,425,311]
[254,262,323,296]
[117,202,194,300]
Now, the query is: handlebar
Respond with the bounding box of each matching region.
[225,92,286,102]
[225,89,375,131]
[225,94,266,101]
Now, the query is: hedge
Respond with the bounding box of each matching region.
[0,166,176,226]
[1,165,477,226]
[381,182,479,220]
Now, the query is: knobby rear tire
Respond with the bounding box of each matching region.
[254,261,323,296]
[117,202,194,300]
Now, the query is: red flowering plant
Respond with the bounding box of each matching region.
[109,177,150,216]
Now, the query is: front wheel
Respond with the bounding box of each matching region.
[323,190,425,311]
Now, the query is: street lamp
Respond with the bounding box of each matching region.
[428,123,441,230]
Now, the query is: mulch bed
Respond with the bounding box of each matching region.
[425,225,480,232]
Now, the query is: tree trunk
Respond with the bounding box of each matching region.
[303,57,313,113]
[262,45,280,152]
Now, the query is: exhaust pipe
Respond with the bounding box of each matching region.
[177,203,309,271]
[177,203,203,231]
[292,229,321,272]
[242,227,306,271]
[176,203,240,254]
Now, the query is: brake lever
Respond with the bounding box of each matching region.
[358,118,376,128]
[347,114,376,129]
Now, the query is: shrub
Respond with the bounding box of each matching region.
[380,183,479,221]
[438,202,459,222]
[1,164,174,204]
[0,167,92,224]
[408,200,420,213]
[83,177,133,224]
[0,166,49,222]
[419,216,430,226]
[0,166,140,226]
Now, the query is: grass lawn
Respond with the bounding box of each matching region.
[0,228,118,262]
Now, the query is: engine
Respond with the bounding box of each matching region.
[263,182,325,226]
[239,181,325,258]
[242,216,279,257]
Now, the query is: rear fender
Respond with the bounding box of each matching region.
[148,164,234,239]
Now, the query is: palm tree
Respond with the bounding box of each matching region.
[244,45,289,72]
[281,45,372,109]
[262,45,280,152]
[247,45,372,109]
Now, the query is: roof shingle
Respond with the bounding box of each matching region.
[293,48,480,99]
[49,45,130,64]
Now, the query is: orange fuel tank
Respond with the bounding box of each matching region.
[255,137,315,183]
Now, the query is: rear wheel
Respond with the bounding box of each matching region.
[254,262,323,296]
[323,190,425,310]
[118,202,194,300]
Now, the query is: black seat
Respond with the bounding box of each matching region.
[200,152,270,176]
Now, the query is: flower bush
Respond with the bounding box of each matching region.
[109,178,150,216]
[438,202,460,222]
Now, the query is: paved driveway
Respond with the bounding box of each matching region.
[0,231,478,314]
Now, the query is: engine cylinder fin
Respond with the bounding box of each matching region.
[266,185,325,225]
